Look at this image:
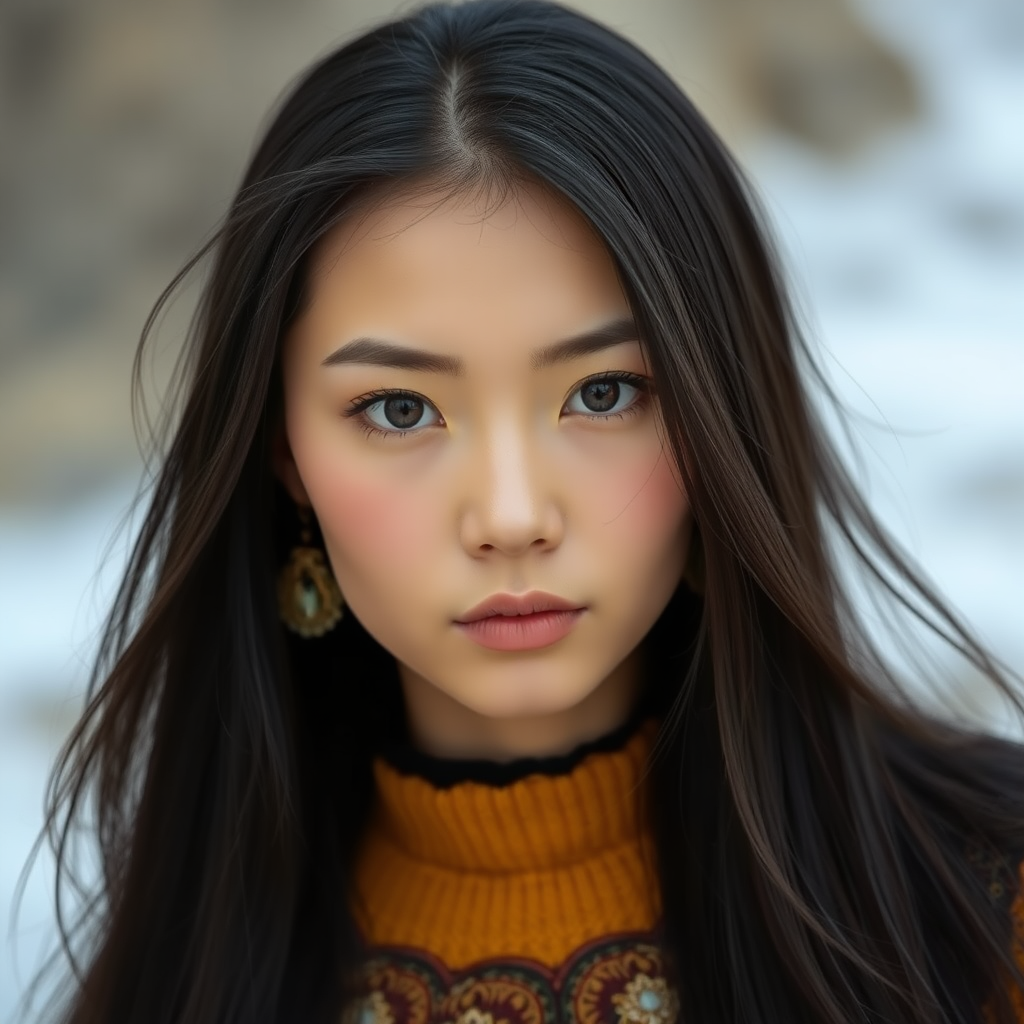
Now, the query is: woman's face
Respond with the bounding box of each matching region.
[276,182,692,757]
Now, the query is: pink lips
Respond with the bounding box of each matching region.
[457,590,582,622]
[455,590,586,652]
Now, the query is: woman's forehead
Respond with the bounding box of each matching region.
[298,181,631,352]
[310,180,618,287]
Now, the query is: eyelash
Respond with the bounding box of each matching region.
[343,371,651,442]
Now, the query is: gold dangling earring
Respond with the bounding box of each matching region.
[277,505,345,637]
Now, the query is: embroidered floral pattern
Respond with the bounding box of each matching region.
[438,971,552,1024]
[348,958,440,1024]
[444,1009,495,1024]
[966,839,1020,908]
[611,973,677,1024]
[346,990,396,1024]
[560,942,674,1024]
[346,933,678,1024]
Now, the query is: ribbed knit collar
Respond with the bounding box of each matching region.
[368,717,659,874]
[379,704,654,789]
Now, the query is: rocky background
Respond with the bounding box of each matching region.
[0,0,922,509]
[1,0,1022,1018]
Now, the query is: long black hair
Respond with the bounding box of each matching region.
[35,2,1024,1021]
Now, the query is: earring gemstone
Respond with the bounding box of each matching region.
[299,577,320,618]
[278,544,344,637]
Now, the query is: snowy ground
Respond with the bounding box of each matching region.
[2,1,1022,1018]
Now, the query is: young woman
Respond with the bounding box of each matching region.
[38,1,1024,1021]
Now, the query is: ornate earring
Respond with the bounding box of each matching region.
[277,505,345,637]
[682,525,705,597]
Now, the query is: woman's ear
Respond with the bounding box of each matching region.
[270,422,311,507]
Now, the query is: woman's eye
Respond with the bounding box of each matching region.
[361,393,442,433]
[563,373,648,418]
[347,372,649,440]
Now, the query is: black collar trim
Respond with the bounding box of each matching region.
[379,708,654,790]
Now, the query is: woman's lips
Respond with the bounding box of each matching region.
[457,590,583,622]
[455,608,585,651]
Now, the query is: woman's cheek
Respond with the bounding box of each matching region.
[311,468,438,582]
[575,441,687,539]
[630,448,689,535]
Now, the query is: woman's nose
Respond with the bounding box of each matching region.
[458,421,565,558]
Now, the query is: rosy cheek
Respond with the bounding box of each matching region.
[633,450,689,531]
[582,445,688,538]
[309,469,436,575]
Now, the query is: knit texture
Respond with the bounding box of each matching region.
[1003,861,1024,1022]
[351,719,662,969]
[347,718,1024,1024]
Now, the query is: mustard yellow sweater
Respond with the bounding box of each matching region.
[349,719,670,1023]
[347,717,1024,1024]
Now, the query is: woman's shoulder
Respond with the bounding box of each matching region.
[964,837,1024,914]
[883,723,1024,1018]
[1006,855,1024,1023]
[906,834,1024,1021]
[978,845,1024,1023]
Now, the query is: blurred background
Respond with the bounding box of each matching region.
[1,0,1022,1017]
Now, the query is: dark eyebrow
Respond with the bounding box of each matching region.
[320,315,639,375]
